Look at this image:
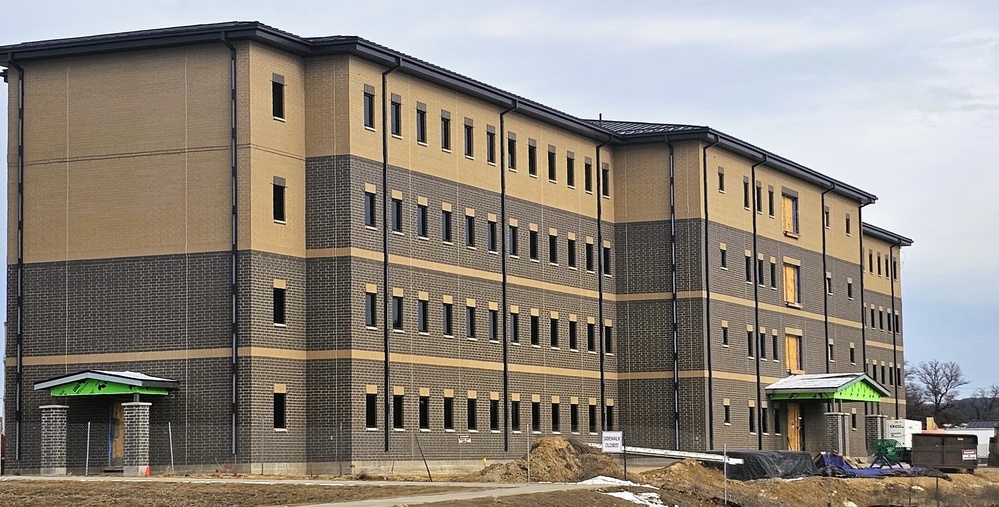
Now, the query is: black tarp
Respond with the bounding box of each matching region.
[706,450,819,480]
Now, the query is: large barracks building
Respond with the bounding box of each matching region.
[1,22,911,474]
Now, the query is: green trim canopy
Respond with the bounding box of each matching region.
[765,372,889,402]
[34,370,179,397]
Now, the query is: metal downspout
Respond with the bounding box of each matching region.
[700,136,719,450]
[595,137,609,431]
[857,202,871,413]
[221,34,239,458]
[10,55,24,461]
[498,100,517,452]
[821,184,836,373]
[381,57,401,452]
[889,240,901,417]
[666,138,680,447]
[750,156,766,451]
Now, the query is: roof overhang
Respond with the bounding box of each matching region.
[862,223,913,246]
[765,372,890,402]
[34,370,179,396]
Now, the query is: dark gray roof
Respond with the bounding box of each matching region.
[965,420,999,429]
[862,223,914,246]
[585,120,706,136]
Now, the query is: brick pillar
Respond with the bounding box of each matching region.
[824,412,846,453]
[40,405,69,476]
[123,402,152,476]
[865,414,886,454]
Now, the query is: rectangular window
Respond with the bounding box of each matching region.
[877,253,883,276]
[601,164,611,197]
[757,258,765,286]
[441,113,451,151]
[606,405,615,431]
[273,180,286,222]
[549,233,558,264]
[417,204,428,237]
[749,406,756,433]
[417,299,428,333]
[487,220,498,252]
[531,401,541,432]
[602,246,612,275]
[745,255,753,283]
[273,287,286,325]
[762,406,769,433]
[393,395,404,429]
[568,238,577,268]
[846,214,852,235]
[488,309,499,341]
[509,225,519,256]
[783,264,801,306]
[768,188,775,217]
[879,310,884,330]
[587,322,596,351]
[465,215,475,247]
[770,261,777,288]
[566,155,575,187]
[759,332,767,359]
[444,396,454,430]
[548,148,557,181]
[416,107,427,143]
[569,320,578,350]
[585,161,593,192]
[782,193,800,235]
[869,250,874,273]
[850,344,856,364]
[490,399,500,431]
[274,392,287,429]
[824,207,831,229]
[747,330,755,357]
[363,89,375,129]
[390,99,402,137]
[772,333,779,361]
[272,77,285,119]
[722,325,729,346]
[391,198,403,233]
[826,273,833,295]
[756,183,763,212]
[486,129,496,163]
[570,403,579,433]
[743,179,750,208]
[851,412,857,430]
[419,396,430,430]
[528,143,538,176]
[530,315,540,346]
[720,248,727,268]
[510,312,520,343]
[828,341,834,362]
[723,404,731,424]
[586,242,595,272]
[774,407,781,434]
[464,123,474,157]
[392,295,403,330]
[364,191,376,227]
[529,230,539,260]
[718,168,725,192]
[550,318,559,347]
[366,393,378,428]
[442,210,453,242]
[365,292,377,328]
[551,402,560,432]
[511,400,521,431]
[785,334,803,372]
[466,306,476,338]
[604,324,613,354]
[589,404,597,433]
[508,137,517,170]
[467,398,477,430]
[442,302,454,336]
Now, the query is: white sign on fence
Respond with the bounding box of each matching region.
[458,433,472,444]
[602,431,623,453]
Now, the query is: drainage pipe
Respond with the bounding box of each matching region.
[381,57,402,452]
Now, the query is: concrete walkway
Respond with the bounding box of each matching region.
[294,482,610,507]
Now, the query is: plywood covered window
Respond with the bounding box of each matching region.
[782,193,799,236]
[785,334,803,373]
[783,263,801,307]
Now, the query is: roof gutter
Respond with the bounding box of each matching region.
[700,134,720,450]
[381,56,402,453]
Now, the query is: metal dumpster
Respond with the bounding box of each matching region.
[910,433,978,473]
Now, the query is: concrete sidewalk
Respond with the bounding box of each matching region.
[293,482,609,507]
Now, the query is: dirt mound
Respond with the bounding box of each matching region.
[457,436,627,483]
[640,459,723,488]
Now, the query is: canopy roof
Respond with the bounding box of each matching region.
[34,370,178,396]
[765,372,889,402]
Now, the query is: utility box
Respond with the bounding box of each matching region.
[910,433,978,472]
[885,419,921,449]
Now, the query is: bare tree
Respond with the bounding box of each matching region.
[904,361,928,419]
[911,360,969,423]
[970,384,999,420]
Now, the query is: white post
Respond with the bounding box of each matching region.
[168,422,175,471]
[85,422,91,477]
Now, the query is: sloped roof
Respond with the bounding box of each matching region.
[35,370,178,390]
[766,372,890,397]
[966,420,999,429]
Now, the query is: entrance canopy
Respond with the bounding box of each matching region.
[34,370,179,397]
[765,372,889,402]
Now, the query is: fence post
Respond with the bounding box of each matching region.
[85,422,91,477]
[168,422,174,472]
[526,426,531,483]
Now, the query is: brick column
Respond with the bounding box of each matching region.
[865,414,886,454]
[824,412,846,453]
[123,402,152,476]
[40,405,69,476]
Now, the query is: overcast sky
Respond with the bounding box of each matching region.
[2,1,997,416]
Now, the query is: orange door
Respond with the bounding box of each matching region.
[110,402,124,466]
[786,402,801,451]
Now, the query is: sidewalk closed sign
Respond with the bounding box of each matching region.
[602,431,623,453]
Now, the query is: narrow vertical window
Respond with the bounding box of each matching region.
[587,322,595,351]
[723,404,731,424]
[440,111,452,151]
[509,225,519,256]
[391,197,403,233]
[770,260,777,288]
[762,406,769,433]
[588,404,597,433]
[417,299,428,333]
[720,248,727,268]
[774,407,781,434]
[747,330,755,357]
[745,254,753,283]
[584,160,593,192]
[490,399,500,431]
[569,320,578,350]
[718,167,725,192]
[755,182,763,213]
[783,263,801,306]
[601,163,611,197]
[509,312,520,343]
[722,325,729,346]
[528,142,538,176]
[743,179,750,209]
[768,187,775,217]
[273,284,286,325]
[392,295,403,330]
[782,192,800,236]
[444,395,454,430]
[551,402,560,432]
[602,245,612,275]
[417,203,428,237]
[570,403,579,433]
[749,406,756,433]
[463,119,474,157]
[465,214,475,247]
[511,400,521,431]
[442,210,453,242]
[419,395,429,430]
[530,314,540,346]
[550,317,559,347]
[363,85,375,129]
[757,257,765,286]
[486,127,496,164]
[390,95,402,137]
[566,153,575,187]
[603,324,613,354]
[529,230,539,260]
[585,242,595,272]
[549,233,558,264]
[846,214,852,235]
[772,333,779,361]
[547,146,557,181]
[759,332,767,359]
[488,309,498,341]
[606,405,615,431]
[416,103,427,143]
[487,220,498,252]
[467,398,477,430]
[508,136,517,170]
[273,177,286,222]
[567,238,577,268]
[823,206,831,229]
[531,401,541,432]
[442,302,453,336]
[365,292,377,328]
[826,273,833,295]
[366,392,378,428]
[393,394,404,429]
[272,75,285,119]
[466,305,476,338]
[364,191,376,227]
[273,391,287,429]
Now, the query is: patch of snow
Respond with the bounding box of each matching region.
[911,485,925,491]
[843,501,858,507]
[605,491,671,506]
[579,475,656,488]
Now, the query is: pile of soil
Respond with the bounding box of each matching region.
[458,437,628,483]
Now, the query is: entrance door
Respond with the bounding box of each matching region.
[786,402,802,451]
[109,402,124,467]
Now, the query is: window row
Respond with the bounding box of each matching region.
[722,402,783,435]
[870,361,903,388]
[866,249,899,280]
[718,170,802,238]
[363,190,612,275]
[363,291,614,353]
[720,246,804,308]
[362,86,611,197]
[867,305,901,333]
[363,391,615,433]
